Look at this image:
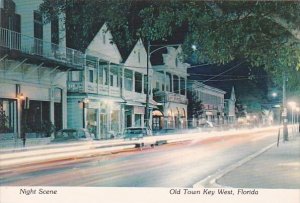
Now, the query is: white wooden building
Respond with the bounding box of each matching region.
[152,47,189,130]
[123,39,155,129]
[0,0,84,139]
[67,23,124,139]
[187,80,226,127]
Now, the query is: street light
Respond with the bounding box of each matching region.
[272,92,277,98]
[145,41,181,128]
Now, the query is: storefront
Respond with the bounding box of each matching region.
[0,82,66,139]
[68,95,124,140]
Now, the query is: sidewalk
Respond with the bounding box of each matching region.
[217,133,300,189]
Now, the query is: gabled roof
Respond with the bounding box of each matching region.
[123,38,152,74]
[85,23,122,64]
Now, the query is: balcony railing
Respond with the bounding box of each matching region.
[0,27,84,69]
[154,91,187,104]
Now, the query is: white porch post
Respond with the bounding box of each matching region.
[62,88,67,129]
[50,87,55,126]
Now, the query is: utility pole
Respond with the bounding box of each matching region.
[282,72,289,141]
[145,40,150,128]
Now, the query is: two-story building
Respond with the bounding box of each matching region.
[123,39,155,129]
[0,0,84,140]
[152,47,189,130]
[67,23,124,139]
[187,80,226,127]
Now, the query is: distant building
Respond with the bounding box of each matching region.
[152,47,189,130]
[0,0,84,139]
[224,86,237,124]
[187,80,226,127]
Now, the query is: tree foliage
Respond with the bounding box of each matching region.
[40,0,300,94]
[187,90,204,119]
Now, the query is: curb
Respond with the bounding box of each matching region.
[192,142,277,188]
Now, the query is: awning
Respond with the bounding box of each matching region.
[86,94,126,103]
[152,110,163,116]
[125,101,145,107]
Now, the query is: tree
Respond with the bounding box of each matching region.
[40,0,300,94]
[187,90,204,121]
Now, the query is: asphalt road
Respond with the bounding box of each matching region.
[0,128,280,187]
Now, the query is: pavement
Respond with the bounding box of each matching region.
[216,131,300,189]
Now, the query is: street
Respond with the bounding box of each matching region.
[0,127,281,187]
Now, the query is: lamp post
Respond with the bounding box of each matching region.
[145,41,181,128]
[282,72,288,141]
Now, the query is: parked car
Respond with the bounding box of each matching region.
[52,128,94,142]
[197,121,214,132]
[123,127,151,140]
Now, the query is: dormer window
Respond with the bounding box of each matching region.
[103,33,106,44]
[138,51,141,63]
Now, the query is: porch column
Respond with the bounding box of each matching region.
[141,74,144,94]
[185,78,187,96]
[62,88,67,129]
[171,74,174,93]
[108,62,111,95]
[50,87,55,127]
[17,98,22,139]
[96,108,100,139]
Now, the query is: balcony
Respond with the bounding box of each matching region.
[0,27,84,70]
[67,81,122,98]
[154,91,187,105]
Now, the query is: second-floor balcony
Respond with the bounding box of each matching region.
[0,27,84,70]
[154,91,188,105]
[67,81,122,97]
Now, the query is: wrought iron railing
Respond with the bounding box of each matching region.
[0,27,84,68]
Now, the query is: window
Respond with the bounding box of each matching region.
[144,75,148,94]
[134,114,142,127]
[70,71,81,82]
[110,75,114,86]
[166,73,172,92]
[175,58,178,67]
[51,16,59,44]
[34,10,43,39]
[124,69,133,91]
[103,33,106,44]
[135,72,142,93]
[104,66,109,85]
[173,75,179,93]
[0,99,16,133]
[180,77,185,95]
[89,70,94,83]
[98,65,104,84]
[138,51,141,63]
[156,82,159,90]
